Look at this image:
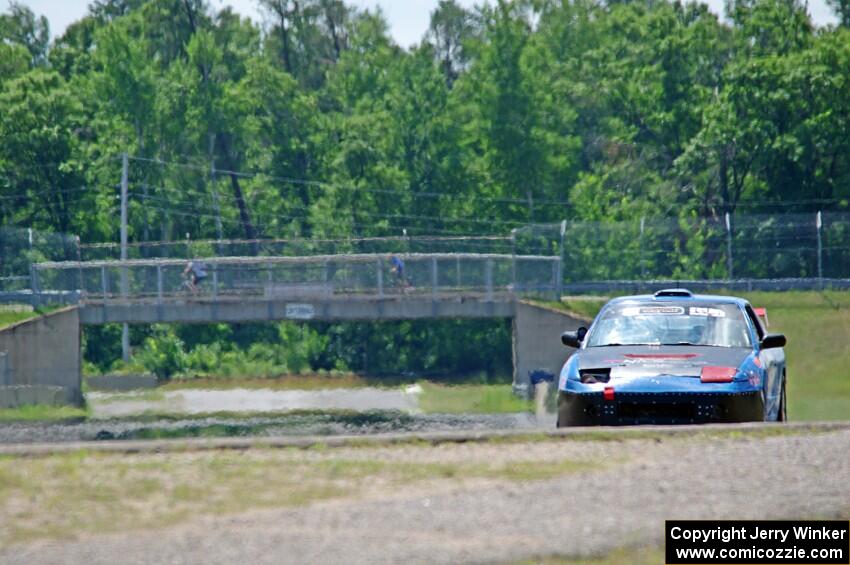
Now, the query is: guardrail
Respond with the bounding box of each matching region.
[30,253,562,305]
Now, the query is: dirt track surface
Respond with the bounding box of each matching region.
[0,412,539,444]
[3,425,850,564]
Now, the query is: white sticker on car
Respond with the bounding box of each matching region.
[689,306,726,317]
[622,306,685,316]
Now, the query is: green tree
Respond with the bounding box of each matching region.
[427,0,477,86]
[0,70,97,238]
[0,2,49,66]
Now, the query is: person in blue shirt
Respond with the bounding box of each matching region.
[389,255,409,289]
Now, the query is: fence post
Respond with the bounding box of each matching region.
[511,228,517,287]
[27,228,34,302]
[552,259,559,299]
[377,257,384,298]
[639,216,646,280]
[485,258,493,302]
[212,264,218,299]
[725,212,734,280]
[558,220,566,298]
[456,256,461,289]
[101,265,108,302]
[75,235,83,302]
[431,256,438,302]
[29,264,40,308]
[816,210,823,288]
[156,264,163,304]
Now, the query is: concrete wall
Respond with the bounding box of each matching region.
[0,385,67,408]
[512,301,591,397]
[0,307,82,406]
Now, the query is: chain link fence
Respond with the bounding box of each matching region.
[76,235,519,261]
[32,253,562,305]
[13,211,850,304]
[0,228,80,299]
[516,211,850,290]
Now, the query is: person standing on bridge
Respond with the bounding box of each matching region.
[183,260,207,294]
[389,254,411,291]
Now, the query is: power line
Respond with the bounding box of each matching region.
[78,234,512,250]
[123,153,574,207]
[133,202,501,237]
[0,186,95,201]
[123,153,850,212]
[129,188,529,228]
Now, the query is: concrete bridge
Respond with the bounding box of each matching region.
[2,253,589,406]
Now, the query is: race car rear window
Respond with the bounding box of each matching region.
[586,302,752,348]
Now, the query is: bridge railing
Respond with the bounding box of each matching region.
[30,253,561,305]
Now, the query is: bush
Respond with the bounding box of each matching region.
[184,343,222,373]
[135,327,187,381]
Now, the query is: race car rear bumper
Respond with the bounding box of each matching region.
[556,390,764,427]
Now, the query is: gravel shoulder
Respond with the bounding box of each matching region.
[0,411,542,444]
[2,425,849,564]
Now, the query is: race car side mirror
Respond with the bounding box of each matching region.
[760,333,786,350]
[562,327,587,348]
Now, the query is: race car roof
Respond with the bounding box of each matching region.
[605,290,749,308]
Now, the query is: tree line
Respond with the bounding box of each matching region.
[3,0,850,246]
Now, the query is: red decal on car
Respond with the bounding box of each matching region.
[700,366,736,383]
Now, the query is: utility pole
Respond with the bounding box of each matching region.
[120,152,130,363]
[209,134,223,244]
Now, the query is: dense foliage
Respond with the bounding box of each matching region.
[3,0,850,241]
[84,319,512,380]
[5,0,850,378]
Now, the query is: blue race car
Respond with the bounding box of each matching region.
[557,289,787,427]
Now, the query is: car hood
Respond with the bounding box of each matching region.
[577,345,751,378]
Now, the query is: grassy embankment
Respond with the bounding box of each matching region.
[0,445,598,545]
[0,405,88,422]
[742,291,850,420]
[0,305,65,330]
[0,307,39,329]
[0,425,820,546]
[545,291,850,421]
